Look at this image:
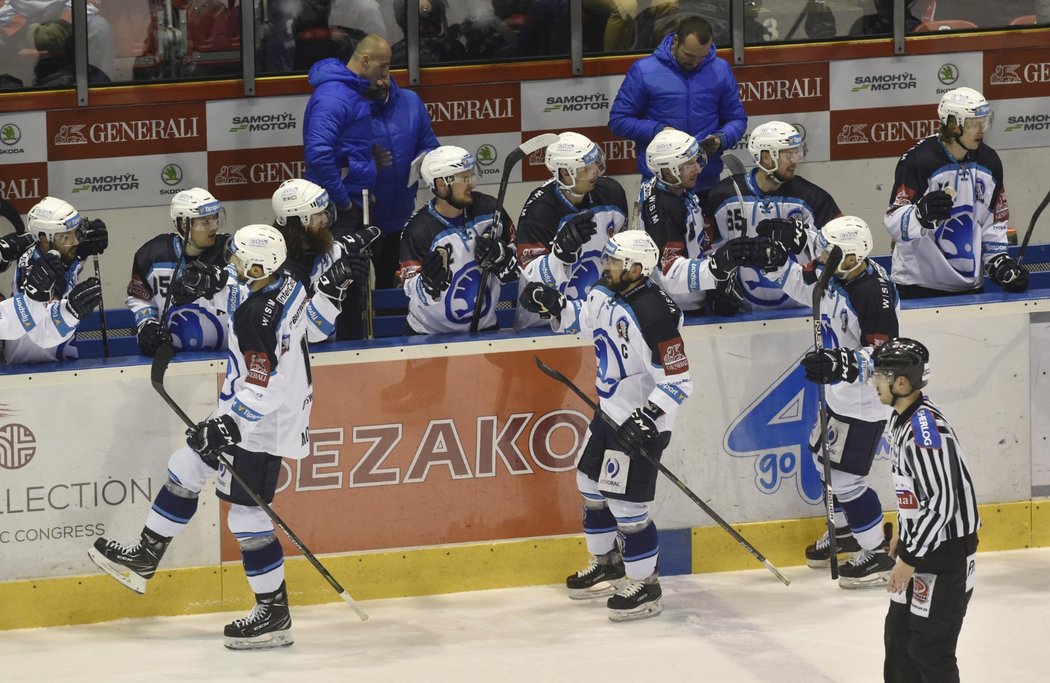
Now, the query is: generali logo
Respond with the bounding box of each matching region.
[0,423,37,470]
[418,82,521,136]
[735,62,829,115]
[209,147,307,201]
[48,103,206,160]
[990,64,1023,85]
[831,105,939,161]
[985,49,1050,98]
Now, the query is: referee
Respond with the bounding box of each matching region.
[872,338,980,683]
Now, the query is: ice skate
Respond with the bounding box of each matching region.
[607,572,662,622]
[224,582,294,650]
[88,530,169,594]
[805,527,861,569]
[566,549,626,599]
[838,545,895,589]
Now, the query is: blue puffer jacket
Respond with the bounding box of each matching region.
[609,33,747,191]
[370,79,440,235]
[303,58,375,210]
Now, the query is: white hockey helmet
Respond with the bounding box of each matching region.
[170,187,225,233]
[27,196,81,241]
[228,224,287,282]
[816,216,873,265]
[748,121,805,174]
[421,145,476,191]
[646,128,705,186]
[937,87,991,130]
[545,132,605,189]
[272,178,333,226]
[602,230,659,278]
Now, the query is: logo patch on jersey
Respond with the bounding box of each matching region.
[891,184,915,210]
[912,408,941,449]
[245,350,271,387]
[658,337,688,375]
[615,316,630,342]
[994,186,1009,223]
[896,487,918,509]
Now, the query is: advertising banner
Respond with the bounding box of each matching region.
[984,47,1050,101]
[207,146,307,201]
[736,61,830,116]
[0,162,47,214]
[984,96,1050,151]
[417,81,521,137]
[47,103,207,162]
[520,75,624,131]
[829,52,982,111]
[47,152,210,211]
[829,104,939,161]
[0,112,48,165]
[206,95,309,151]
[436,132,528,187]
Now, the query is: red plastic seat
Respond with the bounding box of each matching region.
[915,20,979,31]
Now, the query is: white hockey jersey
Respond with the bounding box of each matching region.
[4,247,84,363]
[0,292,81,350]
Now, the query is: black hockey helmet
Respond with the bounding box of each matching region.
[871,337,930,390]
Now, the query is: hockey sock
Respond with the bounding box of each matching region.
[583,503,618,556]
[617,520,659,580]
[240,535,285,595]
[144,484,200,539]
[831,496,848,534]
[839,487,884,550]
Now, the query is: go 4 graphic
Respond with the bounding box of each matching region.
[723,351,889,504]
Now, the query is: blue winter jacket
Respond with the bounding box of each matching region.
[303,58,375,210]
[370,79,440,235]
[609,33,747,191]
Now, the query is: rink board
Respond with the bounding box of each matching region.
[2,298,1049,628]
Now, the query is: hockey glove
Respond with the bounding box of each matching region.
[986,254,1029,293]
[756,218,808,255]
[136,319,172,357]
[0,232,35,267]
[699,133,722,156]
[22,252,67,301]
[171,261,229,305]
[317,253,370,302]
[616,405,661,455]
[550,210,597,264]
[801,348,860,385]
[338,225,382,254]
[709,237,754,280]
[65,277,102,320]
[421,245,453,299]
[519,282,566,319]
[75,218,109,259]
[746,237,790,272]
[185,414,241,467]
[707,277,745,316]
[475,234,519,283]
[914,190,954,229]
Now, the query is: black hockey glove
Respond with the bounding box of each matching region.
[0,232,35,267]
[756,218,808,255]
[65,277,102,320]
[475,234,519,283]
[519,282,566,319]
[550,210,597,264]
[801,348,860,385]
[171,261,229,305]
[706,277,745,316]
[136,319,172,357]
[914,190,954,229]
[421,245,453,299]
[75,218,109,259]
[185,414,241,467]
[616,405,661,455]
[338,225,382,254]
[746,237,790,272]
[22,252,67,301]
[709,237,754,280]
[317,253,370,302]
[986,254,1029,293]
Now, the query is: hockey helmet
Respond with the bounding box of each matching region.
[815,215,873,263]
[27,196,81,242]
[938,87,991,132]
[545,132,605,190]
[272,178,334,227]
[421,146,476,191]
[748,121,805,175]
[646,128,705,186]
[228,224,287,282]
[871,337,930,390]
[170,188,225,234]
[602,230,659,278]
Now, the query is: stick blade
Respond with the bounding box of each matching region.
[519,133,561,156]
[818,245,844,290]
[722,153,747,176]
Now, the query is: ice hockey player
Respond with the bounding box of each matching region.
[399,145,516,333]
[519,230,691,622]
[514,131,628,329]
[885,86,1026,298]
[89,224,365,649]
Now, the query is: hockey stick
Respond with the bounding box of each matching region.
[406,150,428,188]
[362,188,374,340]
[159,231,190,326]
[1016,185,1050,266]
[533,355,791,587]
[811,245,844,581]
[469,133,560,334]
[150,344,369,621]
[92,255,108,358]
[721,153,749,221]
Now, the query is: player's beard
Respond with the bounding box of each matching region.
[599,271,633,293]
[448,190,473,211]
[306,227,333,254]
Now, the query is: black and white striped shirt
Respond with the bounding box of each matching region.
[889,395,980,566]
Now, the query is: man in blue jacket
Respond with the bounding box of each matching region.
[609,16,747,196]
[370,78,439,289]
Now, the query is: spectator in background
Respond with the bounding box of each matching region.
[29,19,110,87]
[0,0,113,85]
[391,0,517,64]
[849,0,920,36]
[609,16,746,198]
[303,33,389,339]
[369,73,439,288]
[264,0,384,72]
